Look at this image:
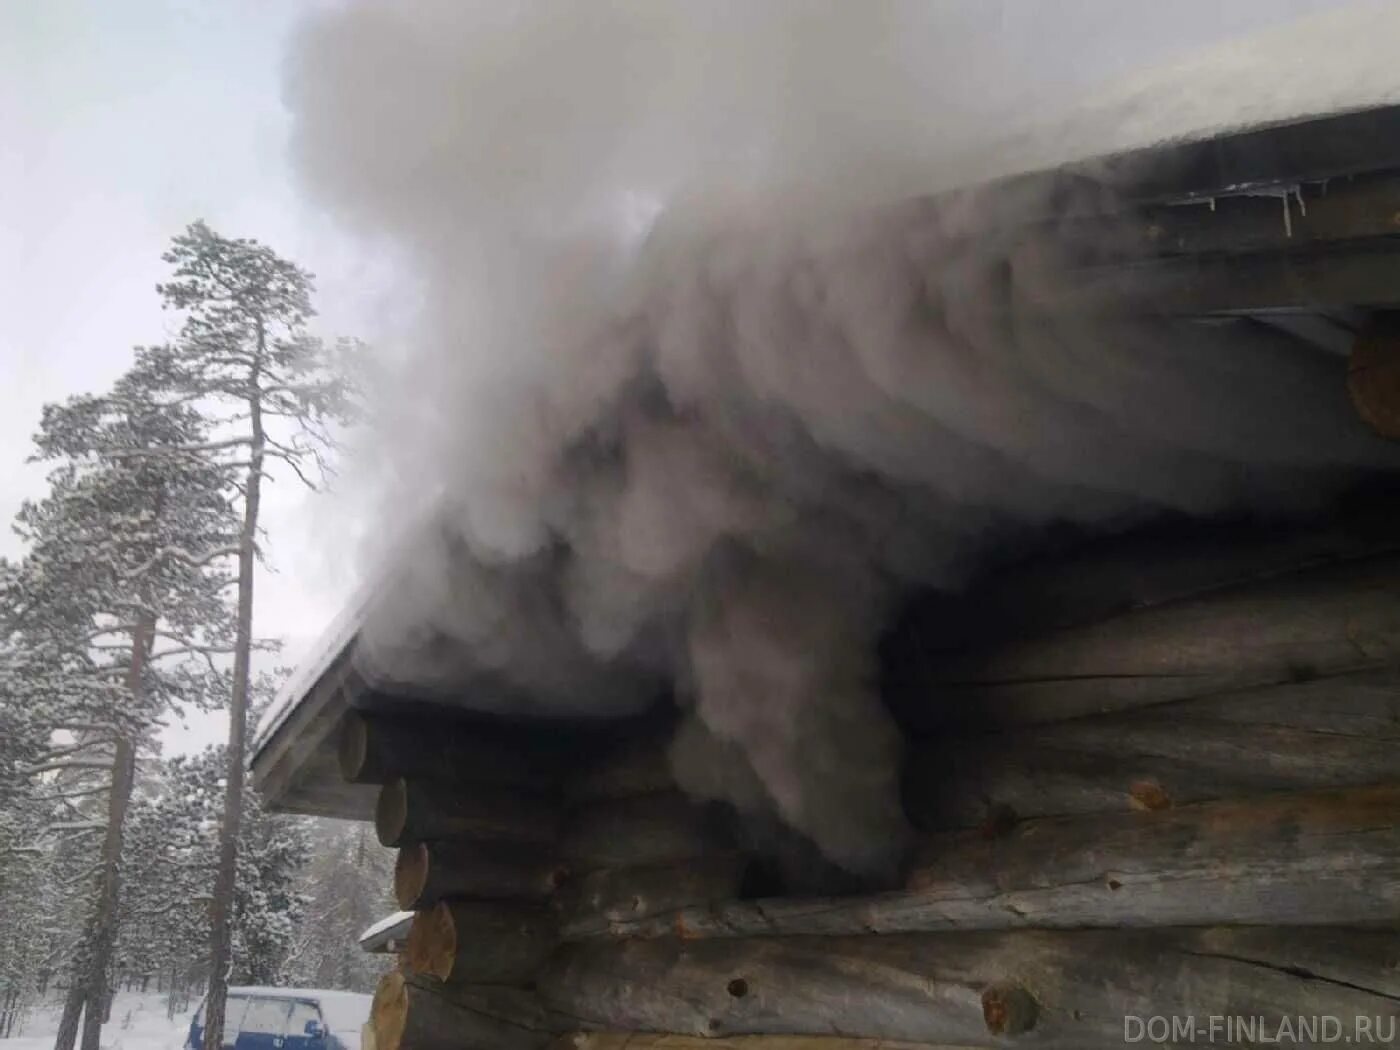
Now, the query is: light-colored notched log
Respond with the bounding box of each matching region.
[574,785,1400,938]
[904,668,1400,828]
[902,553,1400,728]
[538,927,1400,1049]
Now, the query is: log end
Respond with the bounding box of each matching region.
[404,909,436,979]
[370,971,408,1050]
[1349,316,1400,439]
[339,711,373,783]
[394,842,430,910]
[376,778,411,847]
[429,901,456,982]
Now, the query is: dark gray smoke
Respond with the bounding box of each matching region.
[285,1,1400,873]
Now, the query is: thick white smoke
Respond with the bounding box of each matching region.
[285,1,1400,873]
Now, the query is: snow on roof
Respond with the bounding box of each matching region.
[226,988,371,1034]
[979,2,1400,191]
[358,910,414,951]
[250,578,374,755]
[250,503,442,765]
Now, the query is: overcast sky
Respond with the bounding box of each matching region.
[1,0,1361,757]
[0,0,410,754]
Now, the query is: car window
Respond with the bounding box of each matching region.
[194,997,250,1045]
[286,1002,322,1036]
[226,998,250,1038]
[240,998,291,1037]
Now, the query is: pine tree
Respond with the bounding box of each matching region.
[281,822,394,993]
[142,221,358,1050]
[2,359,239,1050]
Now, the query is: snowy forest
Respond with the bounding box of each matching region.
[0,224,389,1046]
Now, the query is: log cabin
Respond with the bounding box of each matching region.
[251,102,1400,1050]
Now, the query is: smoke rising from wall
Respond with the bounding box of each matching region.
[286,1,1400,873]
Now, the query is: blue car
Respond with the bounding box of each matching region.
[186,987,372,1050]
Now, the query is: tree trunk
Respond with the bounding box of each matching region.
[203,353,264,1050]
[70,614,153,1050]
[53,973,86,1050]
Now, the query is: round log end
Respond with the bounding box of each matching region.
[404,909,436,977]
[1349,316,1400,439]
[432,900,457,981]
[371,971,408,1050]
[981,983,1038,1036]
[376,778,411,847]
[394,842,430,910]
[338,712,371,783]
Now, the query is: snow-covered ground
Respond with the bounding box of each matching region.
[1,991,193,1050]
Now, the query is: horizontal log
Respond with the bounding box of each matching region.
[904,669,1400,828]
[538,927,1400,1049]
[371,971,557,1050]
[566,743,676,805]
[339,711,563,788]
[394,840,568,910]
[579,786,1400,939]
[558,855,753,939]
[560,792,730,870]
[376,777,561,848]
[405,900,557,984]
[554,1033,977,1050]
[899,554,1400,729]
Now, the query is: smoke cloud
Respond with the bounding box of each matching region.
[285,1,1400,873]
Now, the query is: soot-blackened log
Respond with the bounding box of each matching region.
[339,711,560,788]
[370,971,557,1050]
[898,554,1400,730]
[405,900,557,985]
[376,777,560,848]
[558,855,753,939]
[566,743,676,805]
[905,670,1400,829]
[538,927,1400,1049]
[394,840,568,910]
[560,792,728,870]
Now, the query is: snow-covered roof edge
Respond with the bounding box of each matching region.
[358,910,415,953]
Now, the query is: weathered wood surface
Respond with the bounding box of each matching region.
[897,554,1400,729]
[405,900,557,984]
[905,669,1400,828]
[376,777,560,848]
[560,792,730,870]
[558,855,752,939]
[577,786,1400,939]
[539,927,1400,1049]
[394,840,568,910]
[371,971,560,1050]
[339,710,563,788]
[554,1033,983,1050]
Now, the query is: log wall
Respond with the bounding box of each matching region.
[356,545,1400,1050]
